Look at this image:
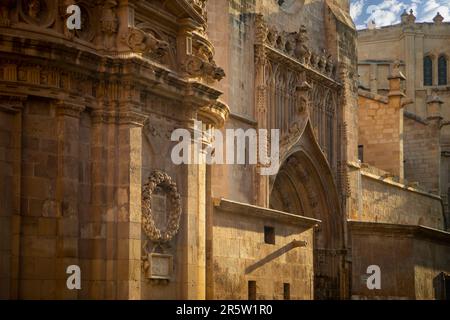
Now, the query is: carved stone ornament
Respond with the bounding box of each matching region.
[122,27,169,58]
[255,16,336,79]
[19,0,56,27]
[0,0,15,27]
[100,0,118,49]
[183,54,225,82]
[142,170,182,243]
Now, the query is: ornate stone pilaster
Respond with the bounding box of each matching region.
[54,100,85,299]
[0,95,25,299]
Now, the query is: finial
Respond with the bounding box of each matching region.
[433,12,444,24]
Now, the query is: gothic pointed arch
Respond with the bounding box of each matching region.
[270,120,345,299]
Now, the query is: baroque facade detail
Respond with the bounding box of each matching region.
[1,0,449,302]
[142,170,182,243]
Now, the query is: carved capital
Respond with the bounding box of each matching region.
[118,110,148,126]
[55,100,85,118]
[0,95,26,113]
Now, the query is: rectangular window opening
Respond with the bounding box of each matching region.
[283,283,290,300]
[248,281,256,300]
[358,145,364,163]
[264,226,275,245]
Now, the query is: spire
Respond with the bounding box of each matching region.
[401,9,409,24]
[433,12,444,24]
[408,9,416,24]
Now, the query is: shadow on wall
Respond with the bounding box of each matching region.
[245,240,307,274]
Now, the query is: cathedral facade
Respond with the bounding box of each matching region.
[0,0,448,300]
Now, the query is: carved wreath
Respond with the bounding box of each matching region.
[142,170,182,243]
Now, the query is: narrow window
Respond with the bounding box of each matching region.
[264,226,275,245]
[424,56,433,86]
[283,283,291,300]
[358,145,364,163]
[445,277,450,300]
[248,281,256,300]
[438,55,447,86]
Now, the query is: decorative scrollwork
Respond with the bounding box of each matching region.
[142,170,182,243]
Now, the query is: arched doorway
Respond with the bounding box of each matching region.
[270,122,346,299]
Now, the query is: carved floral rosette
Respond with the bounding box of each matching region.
[142,170,182,243]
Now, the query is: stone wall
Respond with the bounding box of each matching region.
[404,114,441,194]
[414,238,450,299]
[0,104,20,299]
[210,199,317,300]
[358,92,403,178]
[350,227,415,300]
[357,18,450,122]
[350,221,450,300]
[355,168,445,230]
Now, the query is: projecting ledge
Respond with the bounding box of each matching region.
[348,220,450,242]
[213,198,321,228]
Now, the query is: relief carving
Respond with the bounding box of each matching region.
[183,54,225,82]
[122,27,169,59]
[0,0,15,27]
[19,0,56,28]
[256,16,337,79]
[100,0,118,49]
[142,170,182,243]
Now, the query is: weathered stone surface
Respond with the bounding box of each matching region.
[0,0,449,301]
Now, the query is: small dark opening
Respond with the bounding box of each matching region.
[283,283,290,300]
[248,281,256,300]
[358,145,364,163]
[264,226,275,245]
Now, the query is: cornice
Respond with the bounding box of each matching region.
[214,198,321,228]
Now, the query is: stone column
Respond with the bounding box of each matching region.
[180,119,207,300]
[254,18,270,208]
[54,100,85,299]
[426,95,443,195]
[0,96,25,299]
[403,31,416,102]
[388,63,407,179]
[78,108,107,299]
[115,110,146,300]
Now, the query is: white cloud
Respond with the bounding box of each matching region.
[417,0,450,22]
[365,0,408,27]
[350,0,365,20]
[350,0,450,29]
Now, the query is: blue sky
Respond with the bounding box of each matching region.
[350,0,450,29]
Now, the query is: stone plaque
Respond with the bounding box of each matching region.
[151,191,167,230]
[149,253,172,280]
